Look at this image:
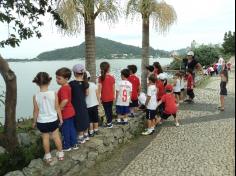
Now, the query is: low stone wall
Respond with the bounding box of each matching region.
[5,114,144,176]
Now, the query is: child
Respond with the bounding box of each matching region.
[156,84,180,127]
[184,69,195,103]
[127,65,141,117]
[32,72,64,163]
[56,67,78,151]
[116,69,132,125]
[142,74,157,135]
[218,68,228,111]
[153,62,163,76]
[173,72,181,105]
[85,71,100,136]
[70,64,90,144]
[98,62,115,128]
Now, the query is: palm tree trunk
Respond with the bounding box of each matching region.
[141,17,150,92]
[84,19,96,83]
[0,55,18,152]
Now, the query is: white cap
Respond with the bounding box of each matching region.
[157,73,167,80]
[187,51,194,56]
[85,71,91,78]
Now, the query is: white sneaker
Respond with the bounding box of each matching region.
[63,148,72,152]
[142,130,153,135]
[175,122,180,127]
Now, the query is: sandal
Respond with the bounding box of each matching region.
[56,151,64,161]
[44,153,53,164]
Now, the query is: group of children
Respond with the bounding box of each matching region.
[32,61,198,163]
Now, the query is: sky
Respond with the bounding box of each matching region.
[0,0,235,59]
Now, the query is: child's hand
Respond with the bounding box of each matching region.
[59,119,63,126]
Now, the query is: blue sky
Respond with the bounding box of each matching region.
[0,0,235,59]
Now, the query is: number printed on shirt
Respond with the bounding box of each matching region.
[122,89,128,102]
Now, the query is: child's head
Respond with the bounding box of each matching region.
[153,62,163,74]
[146,65,154,73]
[148,74,156,84]
[56,67,71,85]
[186,68,193,75]
[175,72,181,78]
[127,65,137,74]
[72,64,85,77]
[121,69,130,80]
[100,62,110,81]
[165,84,173,93]
[33,72,52,86]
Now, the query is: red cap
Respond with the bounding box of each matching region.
[165,84,173,91]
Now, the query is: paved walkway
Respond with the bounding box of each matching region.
[120,67,235,175]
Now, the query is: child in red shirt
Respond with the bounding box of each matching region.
[98,62,115,128]
[185,69,195,103]
[155,84,180,127]
[56,68,78,151]
[127,64,141,117]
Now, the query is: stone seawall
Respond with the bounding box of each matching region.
[5,115,144,176]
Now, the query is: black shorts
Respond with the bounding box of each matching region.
[156,103,164,116]
[129,99,139,107]
[160,113,176,120]
[220,82,227,96]
[146,109,156,120]
[37,120,59,133]
[88,106,99,123]
[187,89,195,99]
[174,92,181,96]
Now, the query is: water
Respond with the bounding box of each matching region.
[0,58,173,122]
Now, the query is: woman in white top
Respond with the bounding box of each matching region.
[32,72,64,163]
[173,72,181,105]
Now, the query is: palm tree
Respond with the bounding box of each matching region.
[57,0,120,82]
[126,0,177,91]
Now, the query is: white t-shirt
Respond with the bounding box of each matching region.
[86,82,99,108]
[35,91,58,123]
[146,85,157,110]
[138,92,146,105]
[174,78,181,93]
[116,80,132,106]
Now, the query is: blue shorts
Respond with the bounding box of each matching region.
[116,106,130,115]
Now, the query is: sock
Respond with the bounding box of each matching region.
[84,133,88,136]
[94,129,98,132]
[89,130,94,134]
[117,118,121,122]
[148,128,153,132]
[123,118,128,122]
[78,135,83,139]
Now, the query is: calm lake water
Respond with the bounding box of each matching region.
[0,58,173,123]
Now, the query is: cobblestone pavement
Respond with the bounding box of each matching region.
[120,70,235,176]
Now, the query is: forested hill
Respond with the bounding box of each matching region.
[35,37,170,61]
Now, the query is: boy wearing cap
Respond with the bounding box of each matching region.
[155,84,180,127]
[85,71,100,136]
[70,64,90,144]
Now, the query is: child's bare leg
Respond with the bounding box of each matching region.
[51,129,63,152]
[220,95,225,109]
[42,133,50,154]
[89,123,93,132]
[147,120,152,129]
[93,123,98,131]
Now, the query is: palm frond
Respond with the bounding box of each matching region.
[151,1,177,33]
[95,0,120,25]
[57,0,84,34]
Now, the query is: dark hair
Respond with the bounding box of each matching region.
[148,74,156,83]
[165,89,172,93]
[74,71,89,86]
[186,68,193,75]
[127,65,137,74]
[121,69,130,78]
[100,62,110,81]
[175,72,181,77]
[146,65,154,72]
[56,67,72,80]
[153,62,163,74]
[33,72,52,86]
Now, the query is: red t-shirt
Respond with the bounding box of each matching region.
[128,74,140,100]
[58,85,75,119]
[161,93,177,114]
[99,74,115,102]
[187,74,194,90]
[156,80,165,100]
